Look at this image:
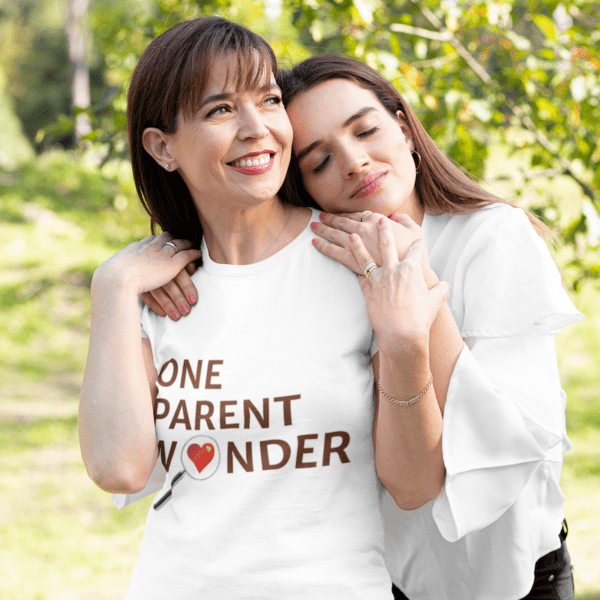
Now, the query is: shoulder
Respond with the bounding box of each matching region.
[438,203,531,247]
[443,205,581,337]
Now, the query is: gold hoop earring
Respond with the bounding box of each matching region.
[411,150,421,174]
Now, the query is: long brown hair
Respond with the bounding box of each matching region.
[277,54,550,237]
[127,17,280,245]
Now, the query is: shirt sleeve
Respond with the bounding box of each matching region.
[112,457,167,509]
[431,207,583,541]
[138,296,150,340]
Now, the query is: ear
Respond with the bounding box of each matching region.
[396,110,415,150]
[142,127,179,171]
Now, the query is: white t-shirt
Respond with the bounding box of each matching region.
[383,204,583,600]
[121,209,393,600]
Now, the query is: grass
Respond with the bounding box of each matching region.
[1,150,599,599]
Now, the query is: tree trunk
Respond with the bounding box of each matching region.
[66,0,91,142]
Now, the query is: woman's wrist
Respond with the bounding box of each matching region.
[91,263,139,299]
[377,338,430,375]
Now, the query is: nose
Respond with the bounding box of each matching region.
[342,144,370,179]
[237,106,269,141]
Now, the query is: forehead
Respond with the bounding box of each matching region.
[206,54,275,101]
[287,79,386,148]
[182,51,276,118]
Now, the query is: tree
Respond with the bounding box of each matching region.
[66,0,92,140]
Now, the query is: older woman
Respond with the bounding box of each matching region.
[79,18,449,599]
[149,53,581,600]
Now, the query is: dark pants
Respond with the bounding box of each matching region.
[391,522,574,600]
[521,522,574,600]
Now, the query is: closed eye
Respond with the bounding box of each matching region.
[358,127,378,137]
[313,155,330,174]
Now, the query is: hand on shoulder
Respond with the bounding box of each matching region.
[92,232,201,298]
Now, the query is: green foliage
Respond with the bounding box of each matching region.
[0,83,34,166]
[2,0,599,286]
[0,0,108,148]
[0,150,148,387]
[287,0,600,286]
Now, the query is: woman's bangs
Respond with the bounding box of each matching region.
[180,38,277,119]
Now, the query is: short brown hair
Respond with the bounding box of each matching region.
[278,54,549,237]
[128,16,278,244]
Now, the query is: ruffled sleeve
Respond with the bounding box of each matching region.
[429,206,582,542]
[451,206,582,337]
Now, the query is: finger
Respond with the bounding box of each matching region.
[155,231,174,244]
[151,287,182,321]
[389,213,418,229]
[377,217,399,266]
[318,212,363,234]
[337,211,382,224]
[174,267,199,306]
[335,211,364,222]
[311,238,362,275]
[140,291,167,317]
[348,233,378,276]
[161,237,196,256]
[310,221,353,249]
[185,260,197,276]
[171,248,203,271]
[161,278,191,316]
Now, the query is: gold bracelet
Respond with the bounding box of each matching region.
[378,375,433,406]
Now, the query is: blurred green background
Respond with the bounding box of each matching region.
[0,0,599,598]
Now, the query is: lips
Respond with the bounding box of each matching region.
[228,150,275,175]
[351,171,386,199]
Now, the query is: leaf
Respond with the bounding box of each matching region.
[532,14,557,42]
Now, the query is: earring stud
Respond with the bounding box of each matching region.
[165,164,170,170]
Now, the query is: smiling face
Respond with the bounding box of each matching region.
[157,53,293,213]
[286,78,421,220]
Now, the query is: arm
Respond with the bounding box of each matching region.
[79,233,201,493]
[346,219,449,509]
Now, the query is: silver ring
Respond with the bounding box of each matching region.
[364,261,379,279]
[165,241,179,254]
[359,210,372,222]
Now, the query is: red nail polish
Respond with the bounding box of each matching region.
[188,294,197,304]
[319,212,328,220]
[180,303,189,315]
[379,217,384,225]
[310,222,319,230]
[312,238,319,245]
[349,234,355,243]
[170,309,180,320]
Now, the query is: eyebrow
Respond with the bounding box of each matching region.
[295,106,378,163]
[198,83,279,111]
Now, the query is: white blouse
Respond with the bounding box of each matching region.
[383,204,583,600]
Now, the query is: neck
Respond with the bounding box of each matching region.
[200,199,294,265]
[402,192,425,226]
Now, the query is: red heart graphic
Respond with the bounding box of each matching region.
[187,443,215,474]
